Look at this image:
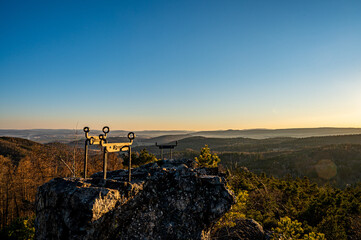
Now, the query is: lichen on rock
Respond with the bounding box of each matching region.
[35,159,234,240]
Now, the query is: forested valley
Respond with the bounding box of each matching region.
[0,135,361,239]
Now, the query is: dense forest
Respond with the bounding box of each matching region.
[0,135,361,239]
[215,168,361,239]
[140,135,361,188]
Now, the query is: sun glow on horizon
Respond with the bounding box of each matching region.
[1,1,361,131]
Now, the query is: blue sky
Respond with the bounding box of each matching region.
[1,0,361,130]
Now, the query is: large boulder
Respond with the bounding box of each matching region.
[35,159,234,240]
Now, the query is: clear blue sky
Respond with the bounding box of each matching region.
[1,0,361,130]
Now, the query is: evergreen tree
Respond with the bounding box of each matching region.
[195,145,220,167]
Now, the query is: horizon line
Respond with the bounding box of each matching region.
[1,126,361,132]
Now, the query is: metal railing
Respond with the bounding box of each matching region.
[155,141,178,160]
[83,126,109,178]
[83,126,135,181]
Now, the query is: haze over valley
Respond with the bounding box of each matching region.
[2,127,361,144]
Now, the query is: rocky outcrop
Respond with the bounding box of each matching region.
[35,159,234,240]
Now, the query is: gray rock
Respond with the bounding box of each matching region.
[35,159,234,240]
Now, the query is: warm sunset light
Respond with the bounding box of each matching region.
[1,1,361,131]
[1,2,361,239]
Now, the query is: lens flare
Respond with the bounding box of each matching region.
[314,159,337,180]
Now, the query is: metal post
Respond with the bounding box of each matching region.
[103,147,107,179]
[128,147,132,182]
[84,139,88,178]
[156,141,177,160]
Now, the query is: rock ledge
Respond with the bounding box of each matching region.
[35,159,234,240]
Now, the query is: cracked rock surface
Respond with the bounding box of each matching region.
[35,159,234,240]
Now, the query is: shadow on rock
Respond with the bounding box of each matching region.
[35,159,234,240]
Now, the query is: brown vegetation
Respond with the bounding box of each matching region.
[0,137,123,228]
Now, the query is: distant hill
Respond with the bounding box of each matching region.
[135,134,361,154]
[0,136,77,165]
[192,127,361,139]
[0,137,43,163]
[68,134,192,151]
[138,134,192,145]
[2,134,361,188]
[0,129,85,143]
[0,129,193,143]
[134,134,361,188]
[2,127,361,143]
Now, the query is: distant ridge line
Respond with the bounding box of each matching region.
[1,127,361,143]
